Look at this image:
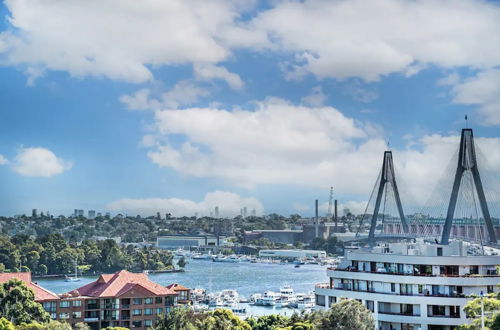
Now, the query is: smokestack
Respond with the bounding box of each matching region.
[315,199,319,238]
[334,200,338,232]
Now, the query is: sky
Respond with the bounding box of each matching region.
[1,0,500,218]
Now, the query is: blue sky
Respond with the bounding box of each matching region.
[1,0,500,217]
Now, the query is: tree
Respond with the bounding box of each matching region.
[16,321,72,330]
[0,318,14,330]
[320,299,374,330]
[460,294,500,329]
[199,309,251,330]
[246,314,290,330]
[0,279,50,325]
[177,257,186,269]
[152,308,197,330]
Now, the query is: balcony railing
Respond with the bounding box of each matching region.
[332,286,467,298]
[428,314,461,318]
[329,268,499,278]
[84,318,99,322]
[379,311,420,317]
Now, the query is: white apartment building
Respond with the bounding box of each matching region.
[314,239,500,330]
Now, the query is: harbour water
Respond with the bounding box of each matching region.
[37,259,327,317]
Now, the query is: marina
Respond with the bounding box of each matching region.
[36,258,327,317]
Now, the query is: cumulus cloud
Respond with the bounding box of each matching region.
[0,154,8,165]
[0,0,264,83]
[144,98,500,205]
[250,0,500,81]
[12,147,72,177]
[120,81,210,111]
[194,63,244,90]
[107,190,264,217]
[450,69,500,126]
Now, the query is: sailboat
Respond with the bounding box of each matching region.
[65,260,81,282]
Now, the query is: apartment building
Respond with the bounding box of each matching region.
[314,240,500,330]
[0,270,186,330]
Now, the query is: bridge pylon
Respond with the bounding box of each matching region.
[368,151,409,243]
[441,128,497,245]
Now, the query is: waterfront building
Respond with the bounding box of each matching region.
[156,235,229,251]
[314,239,500,330]
[0,271,187,330]
[259,249,326,260]
[166,283,191,304]
[88,210,96,219]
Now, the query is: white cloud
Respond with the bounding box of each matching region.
[0,0,265,83]
[194,63,244,90]
[12,147,72,177]
[250,0,500,81]
[107,190,264,217]
[144,98,500,207]
[450,69,500,125]
[301,86,326,107]
[120,81,210,111]
[0,154,8,165]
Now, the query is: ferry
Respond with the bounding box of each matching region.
[255,291,280,306]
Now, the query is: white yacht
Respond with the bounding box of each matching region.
[314,239,500,330]
[256,291,280,306]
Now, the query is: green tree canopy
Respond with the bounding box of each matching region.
[0,279,50,325]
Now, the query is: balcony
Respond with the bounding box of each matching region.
[332,285,466,299]
[86,304,99,310]
[329,267,500,278]
[379,311,420,317]
[121,304,130,309]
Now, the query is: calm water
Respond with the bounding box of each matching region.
[37,259,328,316]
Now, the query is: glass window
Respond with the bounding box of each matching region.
[133,298,142,305]
[391,283,395,292]
[144,298,153,304]
[72,300,82,307]
[155,297,163,304]
[156,308,163,314]
[144,308,153,315]
[72,311,82,318]
[132,321,142,328]
[144,320,153,327]
[132,309,142,316]
[59,301,70,308]
[59,313,69,319]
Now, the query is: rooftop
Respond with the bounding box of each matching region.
[0,272,60,301]
[66,270,177,298]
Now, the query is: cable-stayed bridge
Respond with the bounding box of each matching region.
[355,128,500,247]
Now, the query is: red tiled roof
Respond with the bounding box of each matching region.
[70,270,177,298]
[166,283,189,291]
[0,272,60,302]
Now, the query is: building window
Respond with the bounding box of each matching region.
[155,297,163,304]
[144,297,153,304]
[437,247,443,256]
[132,321,142,328]
[72,312,82,318]
[418,284,424,294]
[391,283,396,292]
[132,309,142,316]
[144,308,153,315]
[59,301,70,308]
[72,300,82,307]
[470,265,479,274]
[156,308,163,315]
[50,313,57,320]
[365,300,374,312]
[144,320,153,327]
[488,285,494,293]
[133,298,142,305]
[59,313,70,319]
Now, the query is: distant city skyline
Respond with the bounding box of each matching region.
[1,0,500,217]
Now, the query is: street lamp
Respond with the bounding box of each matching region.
[480,290,485,330]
